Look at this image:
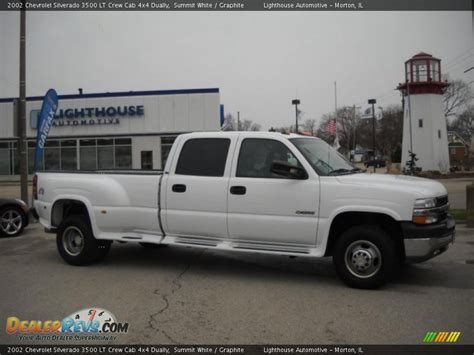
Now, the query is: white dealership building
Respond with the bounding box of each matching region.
[0,88,222,175]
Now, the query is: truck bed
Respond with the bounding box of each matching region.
[34,170,164,243]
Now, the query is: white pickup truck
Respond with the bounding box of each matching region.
[33,132,455,288]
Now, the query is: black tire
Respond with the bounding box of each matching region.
[57,216,111,266]
[333,225,399,289]
[0,206,26,237]
[139,242,168,249]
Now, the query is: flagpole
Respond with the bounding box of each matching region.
[334,81,339,149]
[334,81,337,123]
[334,82,338,138]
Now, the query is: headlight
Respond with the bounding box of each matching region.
[414,198,436,209]
[413,198,438,224]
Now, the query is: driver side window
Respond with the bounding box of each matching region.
[236,138,301,178]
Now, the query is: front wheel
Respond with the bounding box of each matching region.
[57,216,111,266]
[333,226,399,289]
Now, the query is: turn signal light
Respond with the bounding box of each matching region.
[412,215,438,224]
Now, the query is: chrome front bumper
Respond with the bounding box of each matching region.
[402,215,455,263]
[404,233,455,263]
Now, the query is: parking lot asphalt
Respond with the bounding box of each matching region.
[0,222,473,345]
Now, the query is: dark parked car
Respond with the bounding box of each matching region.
[0,198,29,237]
[364,158,387,168]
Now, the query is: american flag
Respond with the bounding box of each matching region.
[325,119,337,135]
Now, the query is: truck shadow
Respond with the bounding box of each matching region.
[97,243,474,290]
[29,236,473,291]
[392,262,474,290]
[102,243,341,287]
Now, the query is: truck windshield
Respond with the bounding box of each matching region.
[290,138,358,176]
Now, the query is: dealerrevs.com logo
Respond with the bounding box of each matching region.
[6,307,129,341]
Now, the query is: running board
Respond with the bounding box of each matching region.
[163,235,313,255]
[232,242,310,254]
[175,237,219,247]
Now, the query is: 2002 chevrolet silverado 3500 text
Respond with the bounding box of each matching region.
[33,132,455,288]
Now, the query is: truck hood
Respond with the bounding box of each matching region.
[335,173,447,198]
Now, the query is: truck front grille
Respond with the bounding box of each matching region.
[436,195,448,207]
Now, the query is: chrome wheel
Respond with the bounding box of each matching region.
[344,240,382,279]
[1,209,23,236]
[62,226,85,256]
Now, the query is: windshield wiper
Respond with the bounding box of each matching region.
[328,168,361,176]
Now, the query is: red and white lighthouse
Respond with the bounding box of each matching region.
[397,52,450,173]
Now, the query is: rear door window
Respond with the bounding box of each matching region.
[175,138,230,177]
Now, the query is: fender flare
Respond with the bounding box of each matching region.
[51,195,100,237]
[318,206,402,255]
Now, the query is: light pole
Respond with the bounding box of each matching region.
[368,99,377,173]
[292,99,300,134]
[237,111,240,131]
[18,1,28,204]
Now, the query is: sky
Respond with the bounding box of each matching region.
[0,11,472,130]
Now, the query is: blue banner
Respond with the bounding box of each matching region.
[34,89,59,172]
[220,104,225,127]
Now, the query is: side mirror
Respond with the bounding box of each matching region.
[271,160,308,179]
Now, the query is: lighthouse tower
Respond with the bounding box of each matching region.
[397,52,450,173]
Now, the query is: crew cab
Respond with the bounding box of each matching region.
[33,132,455,288]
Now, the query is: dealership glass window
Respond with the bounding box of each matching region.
[28,140,41,174]
[161,136,177,169]
[12,142,20,175]
[176,138,230,177]
[115,138,132,169]
[98,139,114,169]
[61,140,77,171]
[0,142,10,175]
[44,140,60,171]
[141,151,153,170]
[80,139,97,170]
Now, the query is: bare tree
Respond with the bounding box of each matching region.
[221,114,261,132]
[269,125,292,133]
[222,114,236,131]
[316,113,336,145]
[249,122,262,131]
[316,105,404,160]
[377,105,403,161]
[443,76,474,117]
[303,119,317,136]
[316,106,359,153]
[449,104,474,142]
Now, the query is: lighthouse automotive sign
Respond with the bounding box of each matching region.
[30,104,145,128]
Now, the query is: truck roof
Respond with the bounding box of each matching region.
[180,131,320,140]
